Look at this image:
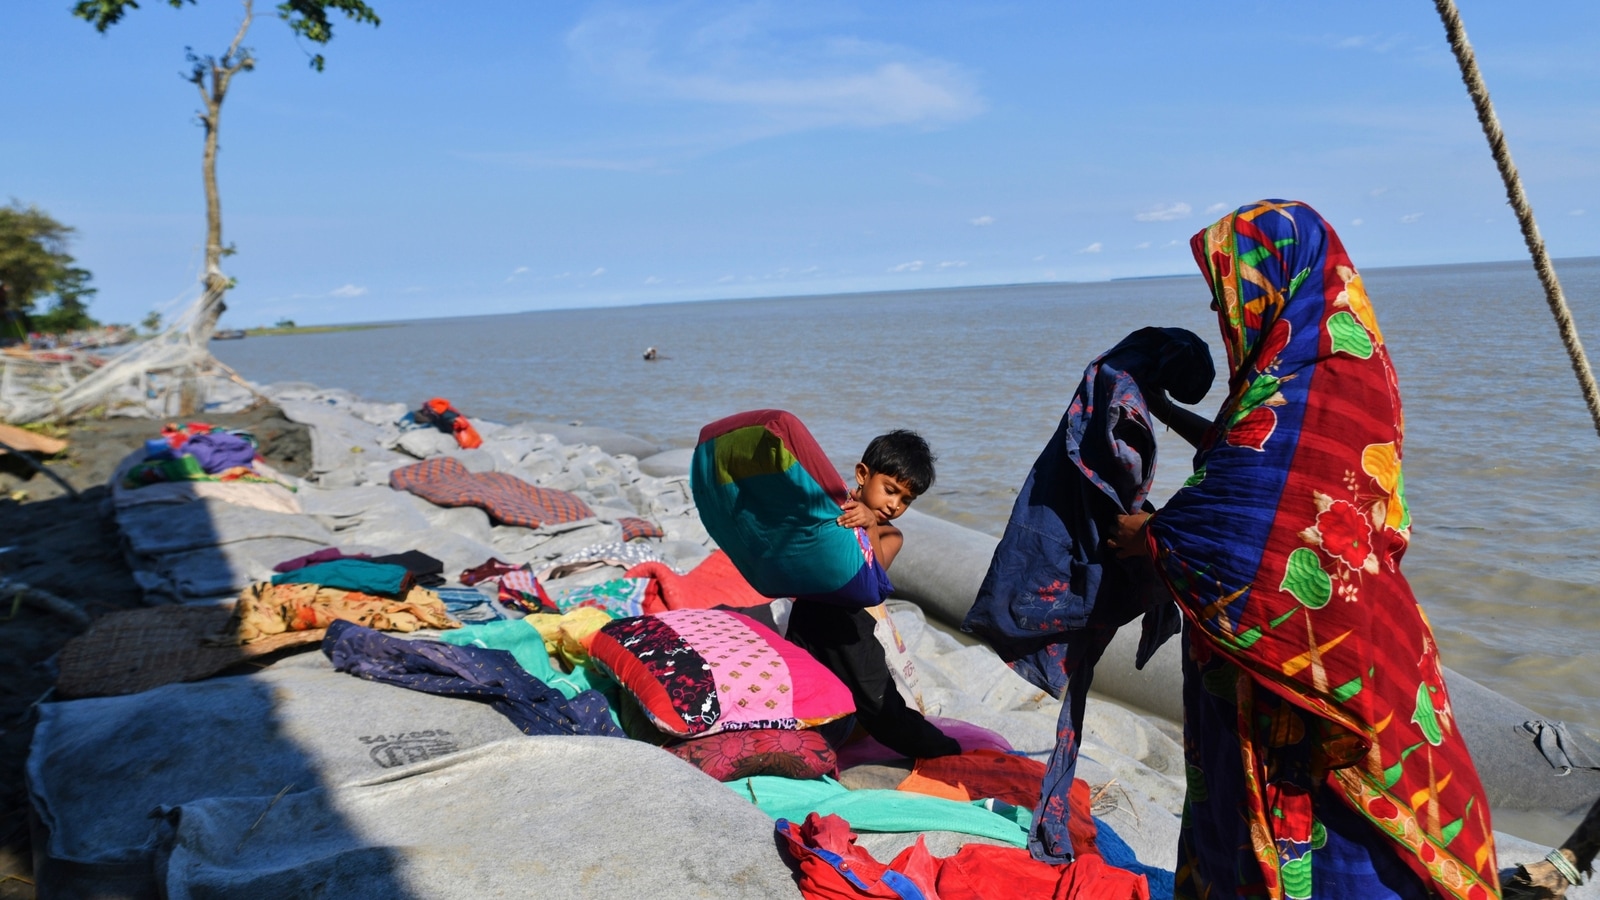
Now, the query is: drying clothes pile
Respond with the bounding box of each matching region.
[776,780,1160,900]
[272,547,447,586]
[624,548,772,611]
[324,620,622,738]
[122,421,284,489]
[221,579,457,645]
[434,587,507,623]
[405,396,485,449]
[463,545,771,619]
[28,381,1194,900]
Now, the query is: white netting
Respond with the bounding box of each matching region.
[0,292,227,424]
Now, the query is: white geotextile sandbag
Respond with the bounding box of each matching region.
[116,498,337,601]
[516,421,661,459]
[154,737,804,900]
[395,428,457,459]
[118,499,334,556]
[131,536,333,602]
[28,651,528,896]
[275,398,405,476]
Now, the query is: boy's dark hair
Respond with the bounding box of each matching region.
[862,430,936,496]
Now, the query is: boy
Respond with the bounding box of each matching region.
[783,429,962,759]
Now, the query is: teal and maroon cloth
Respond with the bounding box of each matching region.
[690,409,891,608]
[1150,201,1497,900]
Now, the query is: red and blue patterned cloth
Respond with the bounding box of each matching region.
[1150,201,1497,900]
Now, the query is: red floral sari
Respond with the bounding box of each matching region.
[1149,201,1498,900]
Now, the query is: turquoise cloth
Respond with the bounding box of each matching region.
[726,775,1030,847]
[271,560,410,596]
[439,620,622,727]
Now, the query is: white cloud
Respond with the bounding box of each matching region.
[1571,209,1587,216]
[1351,218,1364,226]
[889,260,925,272]
[566,10,985,138]
[1370,187,1390,197]
[1400,213,1424,224]
[512,266,530,275]
[937,260,967,269]
[1078,242,1103,254]
[717,274,736,283]
[1330,33,1406,53]
[643,275,664,284]
[329,284,367,298]
[1135,242,1151,250]
[1135,202,1191,222]
[1031,254,1047,262]
[1205,202,1230,214]
[460,153,659,172]
[590,267,606,277]
[970,215,995,226]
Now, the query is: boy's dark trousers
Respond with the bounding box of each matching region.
[784,600,961,760]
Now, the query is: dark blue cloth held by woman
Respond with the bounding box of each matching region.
[962,325,1213,864]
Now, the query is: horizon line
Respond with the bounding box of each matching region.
[220,253,1600,331]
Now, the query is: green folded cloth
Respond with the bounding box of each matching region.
[726,775,1031,846]
[271,559,412,596]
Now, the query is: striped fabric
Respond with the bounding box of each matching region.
[390,457,593,529]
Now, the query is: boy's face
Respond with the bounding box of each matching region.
[854,464,919,523]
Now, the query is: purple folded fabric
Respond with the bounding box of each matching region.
[273,547,368,574]
[835,716,1013,770]
[183,431,257,474]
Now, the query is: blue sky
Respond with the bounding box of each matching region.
[3,1,1597,326]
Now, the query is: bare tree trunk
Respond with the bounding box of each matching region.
[180,0,253,415]
[186,0,254,349]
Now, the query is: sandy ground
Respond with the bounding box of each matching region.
[0,407,310,898]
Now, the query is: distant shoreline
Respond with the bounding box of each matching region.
[237,324,396,338]
[225,254,1600,333]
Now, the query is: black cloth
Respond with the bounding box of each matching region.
[785,601,959,760]
[368,550,447,588]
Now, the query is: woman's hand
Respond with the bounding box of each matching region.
[837,500,878,529]
[1107,512,1152,558]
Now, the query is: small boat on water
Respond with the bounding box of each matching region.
[211,329,247,340]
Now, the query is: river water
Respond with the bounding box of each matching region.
[215,257,1600,727]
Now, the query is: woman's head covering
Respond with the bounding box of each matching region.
[1151,200,1498,899]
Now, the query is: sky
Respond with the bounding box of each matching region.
[3,1,1598,327]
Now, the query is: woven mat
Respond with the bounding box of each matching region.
[56,606,325,698]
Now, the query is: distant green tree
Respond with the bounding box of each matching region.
[31,268,101,333]
[274,317,296,329]
[0,201,99,337]
[141,310,164,334]
[75,0,380,345]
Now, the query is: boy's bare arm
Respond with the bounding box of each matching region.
[871,524,904,570]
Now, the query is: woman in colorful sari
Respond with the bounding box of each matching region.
[1110,200,1500,900]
